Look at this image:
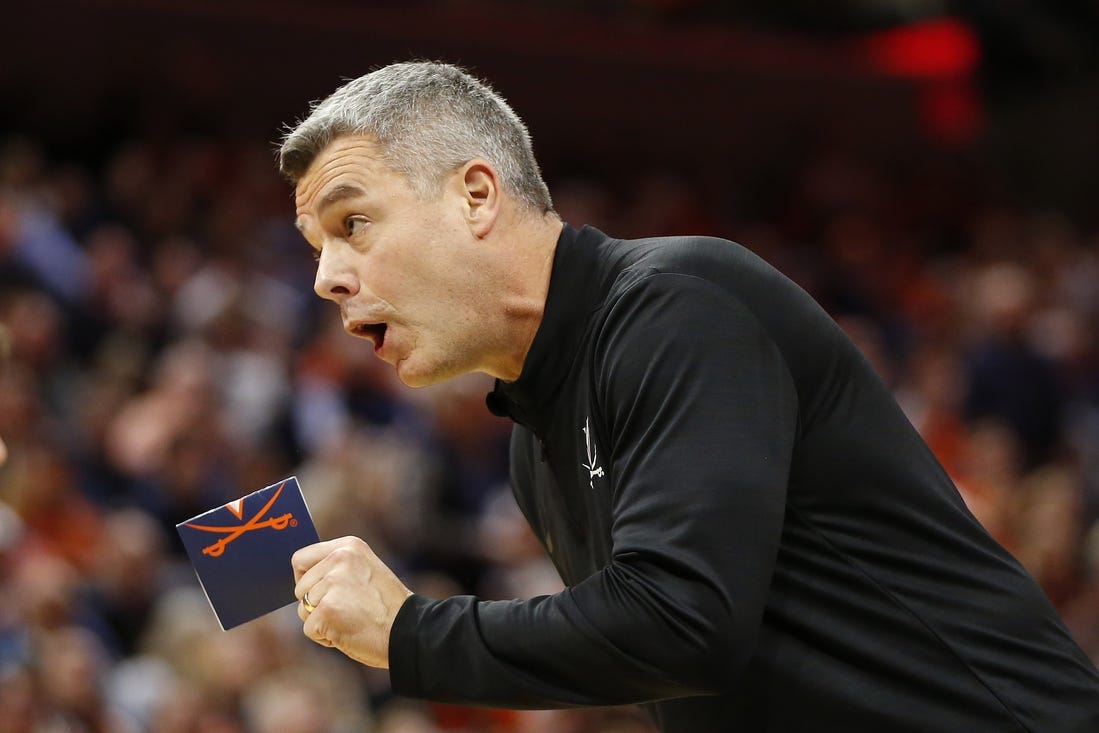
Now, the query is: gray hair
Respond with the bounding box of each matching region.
[278,61,553,213]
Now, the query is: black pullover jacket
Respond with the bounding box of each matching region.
[389,224,1099,731]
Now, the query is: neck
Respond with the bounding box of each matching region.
[488,211,563,382]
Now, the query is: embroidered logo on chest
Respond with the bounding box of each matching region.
[581,417,605,489]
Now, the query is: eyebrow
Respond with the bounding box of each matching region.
[295,183,368,231]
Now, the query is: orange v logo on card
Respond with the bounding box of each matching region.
[225,499,245,520]
[185,481,297,557]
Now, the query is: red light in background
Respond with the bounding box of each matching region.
[862,18,981,80]
[859,17,983,144]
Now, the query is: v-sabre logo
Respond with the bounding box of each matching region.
[185,480,298,557]
[581,417,605,489]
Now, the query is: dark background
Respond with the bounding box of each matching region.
[3,0,1098,222]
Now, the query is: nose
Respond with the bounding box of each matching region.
[313,245,359,302]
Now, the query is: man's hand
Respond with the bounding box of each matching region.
[292,536,414,669]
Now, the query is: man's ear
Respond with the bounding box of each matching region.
[459,160,500,238]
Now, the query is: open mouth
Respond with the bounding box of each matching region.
[350,322,388,351]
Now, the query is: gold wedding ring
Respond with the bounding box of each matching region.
[302,591,317,613]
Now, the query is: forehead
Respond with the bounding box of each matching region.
[294,134,391,218]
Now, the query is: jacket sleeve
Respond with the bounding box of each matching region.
[389,271,799,708]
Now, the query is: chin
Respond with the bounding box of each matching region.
[395,357,467,389]
[396,373,434,389]
[393,362,444,389]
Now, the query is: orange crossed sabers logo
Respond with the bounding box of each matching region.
[186,481,296,557]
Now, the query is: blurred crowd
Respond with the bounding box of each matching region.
[0,125,1096,733]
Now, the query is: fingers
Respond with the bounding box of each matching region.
[292,537,357,584]
[296,577,333,646]
[302,609,336,648]
[293,537,355,625]
[293,537,368,603]
[293,536,368,634]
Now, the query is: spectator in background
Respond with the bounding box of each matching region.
[0,324,9,468]
[963,261,1064,467]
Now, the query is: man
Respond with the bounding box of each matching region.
[281,62,1099,731]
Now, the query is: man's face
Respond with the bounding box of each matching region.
[294,134,487,388]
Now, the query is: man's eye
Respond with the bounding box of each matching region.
[346,217,368,237]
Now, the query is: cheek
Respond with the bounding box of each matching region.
[354,245,405,297]
[396,245,460,296]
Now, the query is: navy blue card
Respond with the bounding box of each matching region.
[176,476,320,630]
